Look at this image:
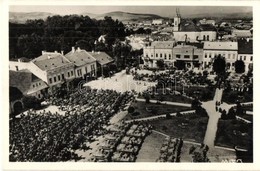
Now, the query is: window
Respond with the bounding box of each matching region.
[244,56,246,61]
[228,54,231,59]
[71,71,74,76]
[205,54,207,58]
[49,78,52,84]
[169,54,171,60]
[151,54,153,57]
[146,54,148,57]
[207,35,209,41]
[58,75,61,81]
[209,53,211,58]
[62,74,65,80]
[33,84,35,88]
[193,55,199,59]
[203,35,206,41]
[250,56,253,61]
[160,53,162,58]
[240,56,242,60]
[184,55,190,59]
[164,54,167,58]
[176,54,181,59]
[156,53,158,57]
[54,77,57,82]
[68,72,70,77]
[39,83,41,85]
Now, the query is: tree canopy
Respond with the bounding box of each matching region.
[213,55,226,74]
[9,15,128,59]
[235,60,245,73]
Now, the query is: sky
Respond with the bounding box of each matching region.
[9,6,252,17]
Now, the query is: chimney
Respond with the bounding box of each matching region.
[98,51,100,54]
[18,58,21,62]
[77,47,81,51]
[92,50,94,53]
[72,47,75,53]
[61,50,64,55]
[42,50,46,55]
[54,51,58,53]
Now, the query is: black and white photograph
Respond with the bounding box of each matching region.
[2,0,259,169]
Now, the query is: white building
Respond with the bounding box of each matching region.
[65,47,97,79]
[203,41,238,70]
[238,39,253,72]
[9,51,75,88]
[143,41,203,68]
[199,19,216,26]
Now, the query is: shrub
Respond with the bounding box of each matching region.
[128,106,135,113]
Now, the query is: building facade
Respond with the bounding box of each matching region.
[65,47,97,79]
[203,41,238,70]
[238,39,253,72]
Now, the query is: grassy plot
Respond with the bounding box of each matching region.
[124,101,192,120]
[147,115,208,143]
[215,119,253,149]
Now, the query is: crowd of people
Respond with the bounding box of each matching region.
[9,88,134,162]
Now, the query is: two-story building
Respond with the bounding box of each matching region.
[65,47,97,80]
[203,41,238,70]
[238,39,253,72]
[143,41,203,68]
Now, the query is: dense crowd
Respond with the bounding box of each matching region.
[9,88,134,162]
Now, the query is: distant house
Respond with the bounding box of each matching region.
[9,69,48,99]
[88,51,114,76]
[152,19,164,25]
[238,39,253,72]
[232,29,252,38]
[199,19,216,26]
[65,47,97,79]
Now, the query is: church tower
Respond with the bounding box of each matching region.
[173,8,181,31]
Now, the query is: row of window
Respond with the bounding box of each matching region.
[239,56,253,61]
[204,53,236,60]
[32,82,42,88]
[49,70,74,84]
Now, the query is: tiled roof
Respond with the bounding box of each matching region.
[200,24,217,31]
[87,52,114,66]
[238,39,253,54]
[150,41,176,49]
[65,49,96,67]
[32,53,71,71]
[9,70,48,95]
[203,41,238,50]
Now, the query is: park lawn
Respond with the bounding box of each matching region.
[222,90,253,104]
[147,115,208,143]
[124,101,192,120]
[215,119,253,149]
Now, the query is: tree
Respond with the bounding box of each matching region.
[234,60,245,73]
[128,106,135,114]
[213,55,226,74]
[156,59,165,69]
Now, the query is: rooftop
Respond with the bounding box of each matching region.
[32,52,71,71]
[150,41,176,49]
[203,41,238,50]
[87,51,114,66]
[9,70,48,95]
[65,48,96,67]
